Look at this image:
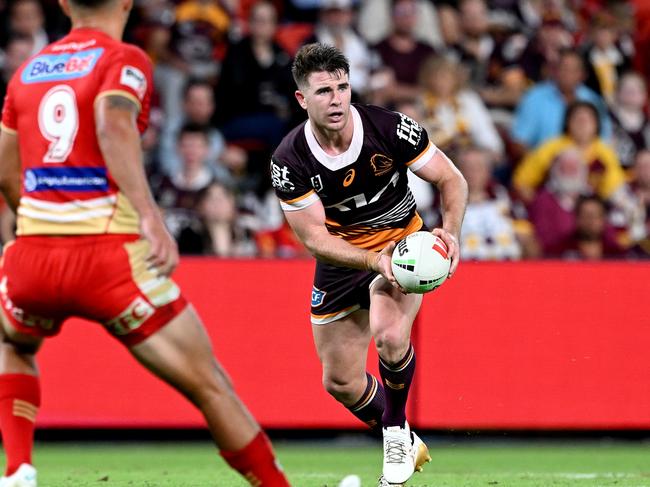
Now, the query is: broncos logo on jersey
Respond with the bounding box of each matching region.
[370,154,394,176]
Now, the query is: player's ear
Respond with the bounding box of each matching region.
[121,0,134,14]
[295,90,307,110]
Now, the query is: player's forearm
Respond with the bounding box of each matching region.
[302,231,378,271]
[438,170,468,238]
[98,125,158,219]
[0,132,22,212]
[0,176,21,213]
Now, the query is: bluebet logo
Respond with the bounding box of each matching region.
[24,167,109,192]
[21,48,103,84]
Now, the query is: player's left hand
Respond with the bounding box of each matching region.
[432,228,460,278]
[370,242,408,293]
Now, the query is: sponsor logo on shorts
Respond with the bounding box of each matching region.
[106,297,155,336]
[311,286,327,307]
[24,167,109,192]
[0,277,54,330]
[21,48,103,84]
[120,65,147,99]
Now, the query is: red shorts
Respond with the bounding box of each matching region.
[0,235,188,346]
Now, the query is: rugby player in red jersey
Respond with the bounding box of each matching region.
[0,1,290,486]
[271,44,468,486]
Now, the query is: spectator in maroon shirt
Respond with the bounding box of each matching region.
[371,0,435,106]
[528,147,590,256]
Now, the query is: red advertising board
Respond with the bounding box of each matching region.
[36,260,650,430]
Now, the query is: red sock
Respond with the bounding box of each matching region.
[0,374,40,476]
[220,431,290,487]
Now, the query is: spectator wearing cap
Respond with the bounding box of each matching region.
[154,0,231,121]
[511,48,611,151]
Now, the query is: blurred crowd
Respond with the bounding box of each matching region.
[1,0,650,261]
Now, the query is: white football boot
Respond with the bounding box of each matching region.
[411,431,432,474]
[382,423,414,484]
[0,464,37,487]
[381,423,432,485]
[377,474,403,486]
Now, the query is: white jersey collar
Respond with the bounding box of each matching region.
[304,105,363,171]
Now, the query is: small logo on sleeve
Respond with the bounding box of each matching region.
[311,174,324,192]
[120,65,147,99]
[311,287,327,307]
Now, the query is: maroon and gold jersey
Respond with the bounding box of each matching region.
[271,104,437,251]
[1,27,152,236]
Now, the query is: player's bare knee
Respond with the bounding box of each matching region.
[322,374,361,404]
[374,332,409,364]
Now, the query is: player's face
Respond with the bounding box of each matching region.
[297,70,351,133]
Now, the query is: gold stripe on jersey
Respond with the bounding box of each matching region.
[280,190,320,212]
[326,213,423,251]
[405,141,437,172]
[95,89,142,112]
[0,122,17,135]
[311,304,360,325]
[16,192,139,236]
[284,189,315,204]
[124,239,180,307]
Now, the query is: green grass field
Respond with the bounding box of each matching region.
[14,440,650,486]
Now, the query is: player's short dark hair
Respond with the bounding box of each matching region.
[178,122,209,142]
[291,43,350,89]
[69,0,116,8]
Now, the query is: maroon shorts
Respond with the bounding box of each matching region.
[0,235,188,346]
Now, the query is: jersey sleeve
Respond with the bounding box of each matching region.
[95,45,153,133]
[270,155,319,212]
[392,110,438,172]
[1,79,17,134]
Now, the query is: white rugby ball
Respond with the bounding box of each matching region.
[391,231,450,294]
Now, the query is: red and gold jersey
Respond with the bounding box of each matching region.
[271,104,437,251]
[0,27,153,236]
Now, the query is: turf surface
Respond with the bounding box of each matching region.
[10,440,650,486]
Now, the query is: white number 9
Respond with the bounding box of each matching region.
[38,85,79,163]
